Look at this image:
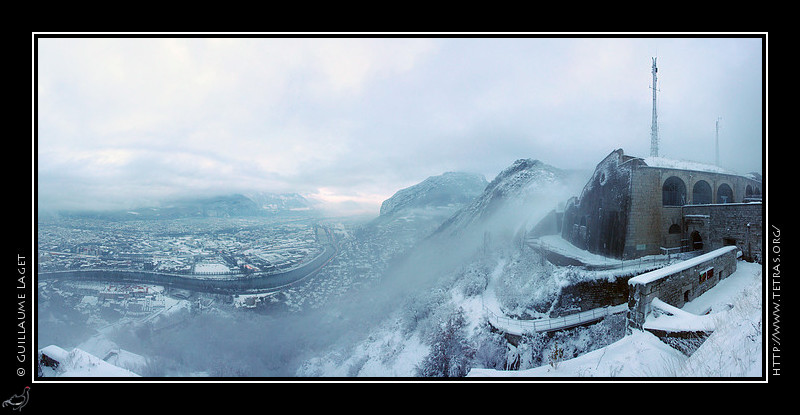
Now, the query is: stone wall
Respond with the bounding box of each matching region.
[561,149,635,259]
[625,164,762,259]
[627,246,739,330]
[625,168,666,258]
[551,272,640,317]
[682,202,763,263]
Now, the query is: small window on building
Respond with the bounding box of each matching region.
[699,267,714,283]
[668,224,681,234]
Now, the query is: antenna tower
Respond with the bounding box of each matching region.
[715,117,721,166]
[650,57,659,157]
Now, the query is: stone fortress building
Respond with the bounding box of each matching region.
[560,148,763,262]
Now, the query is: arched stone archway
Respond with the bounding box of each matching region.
[692,180,712,205]
[662,176,686,206]
[717,183,734,204]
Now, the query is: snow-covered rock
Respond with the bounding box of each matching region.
[379,171,487,217]
[434,159,581,240]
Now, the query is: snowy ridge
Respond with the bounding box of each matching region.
[379,172,487,217]
[434,159,571,238]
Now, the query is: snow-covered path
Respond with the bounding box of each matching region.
[486,303,629,335]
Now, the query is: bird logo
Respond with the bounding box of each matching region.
[2,386,29,411]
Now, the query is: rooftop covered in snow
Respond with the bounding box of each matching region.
[628,245,738,286]
[640,156,745,177]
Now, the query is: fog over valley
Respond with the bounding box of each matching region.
[36,161,583,376]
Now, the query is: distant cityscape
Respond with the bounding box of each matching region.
[37,216,326,277]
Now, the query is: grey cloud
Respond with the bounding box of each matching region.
[36,36,764,215]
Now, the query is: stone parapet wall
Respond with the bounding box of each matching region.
[627,246,738,330]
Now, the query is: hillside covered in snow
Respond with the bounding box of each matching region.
[293,157,762,378]
[36,157,763,380]
[434,159,581,239]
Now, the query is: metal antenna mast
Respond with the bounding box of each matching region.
[650,57,659,157]
[715,117,721,166]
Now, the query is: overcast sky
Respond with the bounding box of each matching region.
[36,35,764,216]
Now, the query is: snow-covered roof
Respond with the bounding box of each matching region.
[39,345,140,377]
[641,156,738,175]
[643,298,717,332]
[629,246,738,286]
[40,345,70,362]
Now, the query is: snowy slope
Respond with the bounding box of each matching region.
[38,345,141,377]
[77,334,148,374]
[467,261,762,378]
[361,171,489,256]
[468,330,687,377]
[434,159,581,240]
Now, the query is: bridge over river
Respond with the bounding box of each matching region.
[38,242,339,296]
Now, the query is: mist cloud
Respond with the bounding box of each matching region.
[36,36,764,214]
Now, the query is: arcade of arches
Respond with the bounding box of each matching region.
[661,176,759,207]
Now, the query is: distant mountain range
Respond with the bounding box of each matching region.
[42,160,588,228]
[50,192,315,220]
[242,192,314,213]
